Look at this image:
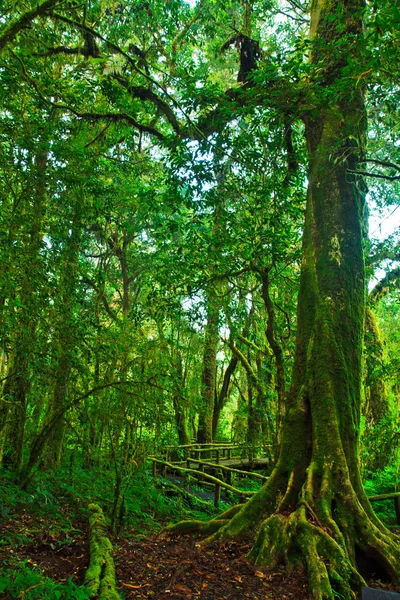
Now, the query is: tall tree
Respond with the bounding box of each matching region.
[170,0,400,597]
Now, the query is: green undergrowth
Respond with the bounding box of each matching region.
[0,462,219,537]
[0,562,90,600]
[0,463,220,598]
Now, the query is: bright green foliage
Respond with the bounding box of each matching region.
[0,564,90,600]
[0,0,399,597]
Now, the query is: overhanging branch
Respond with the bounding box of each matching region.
[0,0,60,53]
[369,266,400,302]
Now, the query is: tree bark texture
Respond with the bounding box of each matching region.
[197,288,219,444]
[363,307,393,470]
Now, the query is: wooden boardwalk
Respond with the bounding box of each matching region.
[150,443,400,521]
[149,442,271,507]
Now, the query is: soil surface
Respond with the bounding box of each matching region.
[114,534,312,599]
[1,508,400,599]
[0,508,313,599]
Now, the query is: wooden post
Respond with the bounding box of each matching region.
[214,483,221,508]
[394,497,400,525]
[186,459,191,470]
[227,448,231,460]
[152,461,156,477]
[198,463,204,482]
[216,449,220,464]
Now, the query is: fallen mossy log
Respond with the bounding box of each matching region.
[84,503,120,600]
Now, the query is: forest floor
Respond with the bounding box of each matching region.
[2,468,400,600]
[3,504,400,600]
[0,503,315,599]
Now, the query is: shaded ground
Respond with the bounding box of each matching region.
[1,507,400,599]
[0,508,313,599]
[0,510,89,584]
[114,534,312,599]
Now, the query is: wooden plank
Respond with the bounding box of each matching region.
[214,483,221,508]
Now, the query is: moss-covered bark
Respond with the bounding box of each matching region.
[85,503,120,600]
[364,308,387,421]
[44,206,82,469]
[363,307,393,470]
[167,1,400,597]
[197,286,219,444]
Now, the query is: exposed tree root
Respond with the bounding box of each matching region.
[166,464,400,600]
[164,518,228,535]
[163,504,244,536]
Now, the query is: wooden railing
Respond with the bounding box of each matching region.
[151,447,400,522]
[149,442,270,508]
[149,456,262,507]
[164,442,268,464]
[368,492,400,525]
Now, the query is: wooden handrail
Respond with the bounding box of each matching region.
[189,445,243,453]
[186,458,267,481]
[149,457,255,498]
[165,442,239,450]
[368,492,400,501]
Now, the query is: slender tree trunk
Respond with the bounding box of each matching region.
[212,355,238,438]
[261,269,286,434]
[172,352,191,446]
[0,348,30,468]
[197,288,219,444]
[364,307,390,423]
[44,353,71,469]
[0,120,51,471]
[363,307,392,470]
[44,207,82,469]
[246,365,256,450]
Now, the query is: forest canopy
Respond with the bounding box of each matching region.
[0,1,400,599]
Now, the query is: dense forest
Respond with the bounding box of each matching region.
[0,0,400,598]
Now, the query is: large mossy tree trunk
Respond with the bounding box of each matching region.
[168,0,400,596]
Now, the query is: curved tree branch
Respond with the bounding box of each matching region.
[369,266,400,302]
[0,0,61,53]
